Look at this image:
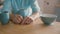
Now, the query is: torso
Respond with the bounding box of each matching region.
[11,0,33,17]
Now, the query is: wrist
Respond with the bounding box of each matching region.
[29,14,40,20]
[28,16,36,20]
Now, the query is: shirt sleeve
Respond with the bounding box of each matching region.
[2,0,11,13]
[31,0,40,13]
[0,9,1,14]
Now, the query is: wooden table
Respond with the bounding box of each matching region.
[0,18,60,34]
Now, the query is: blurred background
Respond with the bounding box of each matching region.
[38,0,60,22]
[0,0,60,22]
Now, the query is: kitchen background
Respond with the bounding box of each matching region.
[0,0,60,22]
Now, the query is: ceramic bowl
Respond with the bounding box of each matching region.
[40,14,57,25]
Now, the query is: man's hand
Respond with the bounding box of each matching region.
[21,16,34,25]
[10,14,23,24]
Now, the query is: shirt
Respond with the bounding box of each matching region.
[2,0,40,17]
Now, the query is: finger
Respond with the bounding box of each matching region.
[24,18,31,24]
[25,20,31,24]
[29,18,33,22]
[18,15,23,23]
[24,20,31,25]
[23,17,31,24]
[18,15,23,20]
[10,14,19,23]
[25,17,30,22]
[15,15,21,22]
[23,17,30,24]
[24,19,29,24]
[14,17,19,24]
[17,15,23,24]
[13,15,21,24]
[21,18,27,24]
[21,17,31,24]
[25,17,31,22]
[25,18,33,24]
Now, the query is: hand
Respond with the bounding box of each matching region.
[21,16,34,25]
[10,14,23,24]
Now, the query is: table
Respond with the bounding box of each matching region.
[0,18,60,34]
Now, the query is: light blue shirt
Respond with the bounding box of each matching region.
[2,0,40,17]
[0,9,1,14]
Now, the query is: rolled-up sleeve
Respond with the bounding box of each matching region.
[2,0,11,13]
[31,0,40,13]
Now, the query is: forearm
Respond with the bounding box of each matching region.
[29,12,40,20]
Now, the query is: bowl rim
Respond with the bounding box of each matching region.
[40,14,57,18]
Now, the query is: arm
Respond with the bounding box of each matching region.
[21,0,42,24]
[30,12,40,20]
[30,0,42,20]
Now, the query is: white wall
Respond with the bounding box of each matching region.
[37,0,58,14]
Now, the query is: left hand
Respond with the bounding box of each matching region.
[10,14,23,24]
[21,16,34,25]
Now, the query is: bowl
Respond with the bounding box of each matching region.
[40,14,57,25]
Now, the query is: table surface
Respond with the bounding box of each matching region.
[0,18,60,34]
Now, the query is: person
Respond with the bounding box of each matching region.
[2,0,41,25]
[0,0,9,25]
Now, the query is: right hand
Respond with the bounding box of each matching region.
[10,14,23,24]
